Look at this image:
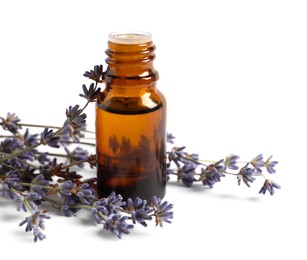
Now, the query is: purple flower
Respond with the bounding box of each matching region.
[0,112,21,134]
[23,128,39,147]
[61,198,79,217]
[19,210,50,242]
[168,146,186,168]
[92,202,109,224]
[251,154,265,172]
[62,105,87,142]
[151,196,173,227]
[65,105,87,128]
[65,147,89,168]
[225,154,240,170]
[14,191,40,212]
[37,152,50,165]
[237,164,256,187]
[126,197,153,227]
[40,128,60,148]
[259,179,281,195]
[1,171,23,199]
[265,156,278,174]
[58,180,75,197]
[76,183,94,205]
[104,214,134,239]
[61,122,86,142]
[104,192,126,215]
[79,83,101,102]
[167,133,175,144]
[201,160,225,188]
[83,65,104,82]
[0,138,23,154]
[180,162,196,187]
[31,174,50,197]
[92,192,126,223]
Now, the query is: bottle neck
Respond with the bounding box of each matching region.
[104,41,159,87]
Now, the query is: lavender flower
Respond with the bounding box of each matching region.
[83,65,104,82]
[92,192,126,223]
[61,122,86,142]
[103,192,126,215]
[126,197,153,226]
[265,156,278,174]
[92,201,109,224]
[0,112,21,134]
[201,160,226,188]
[65,147,89,168]
[62,105,87,142]
[168,146,186,168]
[40,128,60,148]
[14,191,40,212]
[259,179,281,195]
[37,152,50,165]
[79,83,101,102]
[76,183,94,205]
[0,138,23,154]
[1,171,23,198]
[65,105,87,127]
[179,162,196,187]
[31,174,50,197]
[225,154,240,170]
[104,214,134,239]
[167,133,175,144]
[19,210,50,242]
[237,164,256,187]
[58,180,75,197]
[22,128,39,147]
[251,154,265,172]
[152,196,173,227]
[61,198,78,217]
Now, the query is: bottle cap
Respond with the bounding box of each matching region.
[108,31,152,44]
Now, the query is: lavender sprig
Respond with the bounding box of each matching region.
[19,210,50,242]
[166,138,280,195]
[0,113,21,134]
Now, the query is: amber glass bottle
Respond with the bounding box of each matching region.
[96,31,166,202]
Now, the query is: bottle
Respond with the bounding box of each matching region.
[96,31,166,202]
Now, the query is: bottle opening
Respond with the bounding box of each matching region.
[109,31,152,44]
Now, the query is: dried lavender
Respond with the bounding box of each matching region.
[0,65,174,242]
[0,64,280,243]
[166,136,280,194]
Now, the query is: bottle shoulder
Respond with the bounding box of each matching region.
[97,86,166,114]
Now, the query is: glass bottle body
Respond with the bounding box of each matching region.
[96,32,166,202]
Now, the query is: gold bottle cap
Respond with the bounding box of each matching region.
[108,31,152,44]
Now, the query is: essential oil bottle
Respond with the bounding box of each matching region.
[96,31,166,202]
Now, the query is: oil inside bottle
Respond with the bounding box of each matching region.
[96,101,166,202]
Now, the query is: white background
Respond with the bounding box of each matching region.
[0,0,306,259]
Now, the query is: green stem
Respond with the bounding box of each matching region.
[0,143,41,163]
[0,161,27,172]
[38,152,68,158]
[0,135,15,138]
[0,151,39,169]
[17,182,54,190]
[18,123,95,134]
[98,211,108,221]
[18,123,62,130]
[61,159,88,169]
[180,155,208,167]
[24,199,35,214]
[70,204,93,210]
